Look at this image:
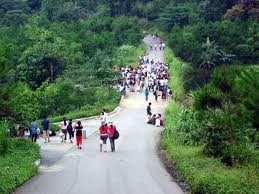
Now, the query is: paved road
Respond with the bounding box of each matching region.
[14,36,184,194]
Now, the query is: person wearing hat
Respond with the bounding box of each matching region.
[99,121,108,152]
[108,121,116,152]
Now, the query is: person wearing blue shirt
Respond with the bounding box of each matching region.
[30,118,38,142]
[42,116,50,143]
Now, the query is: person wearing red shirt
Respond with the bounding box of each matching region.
[99,122,108,152]
[108,122,116,152]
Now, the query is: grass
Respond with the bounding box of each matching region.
[49,89,121,123]
[125,43,146,68]
[0,139,40,194]
[161,131,259,194]
[164,47,190,102]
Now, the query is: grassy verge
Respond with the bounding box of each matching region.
[126,43,146,68]
[161,130,258,194]
[164,47,189,102]
[114,43,146,68]
[163,48,259,193]
[49,88,121,123]
[0,139,40,194]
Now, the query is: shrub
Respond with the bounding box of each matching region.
[0,138,40,194]
[164,48,189,101]
[161,133,259,194]
[0,121,12,156]
[193,84,223,110]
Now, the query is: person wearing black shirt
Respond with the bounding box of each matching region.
[147,102,152,116]
[75,121,83,149]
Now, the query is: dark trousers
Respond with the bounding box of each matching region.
[68,130,74,140]
[31,134,37,142]
[109,137,115,152]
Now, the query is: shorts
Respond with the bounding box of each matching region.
[100,135,108,144]
[43,130,49,137]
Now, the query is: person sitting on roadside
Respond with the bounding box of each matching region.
[24,128,30,140]
[155,116,161,127]
[148,114,156,125]
[158,113,164,126]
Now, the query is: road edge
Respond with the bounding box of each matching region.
[156,131,190,194]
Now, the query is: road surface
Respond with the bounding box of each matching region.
[14,36,184,194]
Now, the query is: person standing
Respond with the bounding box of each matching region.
[67,119,74,143]
[42,116,50,143]
[101,109,107,124]
[60,117,68,143]
[144,87,149,101]
[99,122,108,152]
[30,118,38,143]
[153,88,158,102]
[75,121,83,149]
[162,42,165,50]
[108,122,116,152]
[147,102,152,116]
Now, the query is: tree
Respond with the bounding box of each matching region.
[200,37,220,69]
[28,0,42,11]
[225,0,259,20]
[158,3,191,31]
[17,28,66,89]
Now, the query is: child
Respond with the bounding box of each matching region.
[24,128,30,140]
[75,121,83,149]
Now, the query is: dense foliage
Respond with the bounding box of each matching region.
[159,0,258,90]
[161,1,258,193]
[0,122,40,194]
[0,1,145,126]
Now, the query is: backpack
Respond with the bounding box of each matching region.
[67,124,73,131]
[113,130,119,139]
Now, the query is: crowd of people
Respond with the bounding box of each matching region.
[150,34,166,51]
[17,34,168,152]
[118,37,171,102]
[146,102,164,127]
[17,109,119,152]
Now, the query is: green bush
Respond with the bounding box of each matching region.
[0,138,40,194]
[164,48,189,101]
[193,84,223,110]
[49,123,60,132]
[161,132,259,194]
[50,88,121,123]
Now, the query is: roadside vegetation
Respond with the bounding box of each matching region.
[0,0,258,193]
[0,122,40,194]
[159,1,258,193]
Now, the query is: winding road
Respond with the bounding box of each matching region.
[14,36,184,194]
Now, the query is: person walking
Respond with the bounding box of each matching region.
[101,109,107,124]
[75,121,83,149]
[99,122,108,152]
[153,88,158,102]
[162,42,165,50]
[108,122,116,152]
[67,119,74,143]
[147,102,152,116]
[144,87,149,101]
[30,118,38,142]
[60,117,68,143]
[42,116,50,143]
